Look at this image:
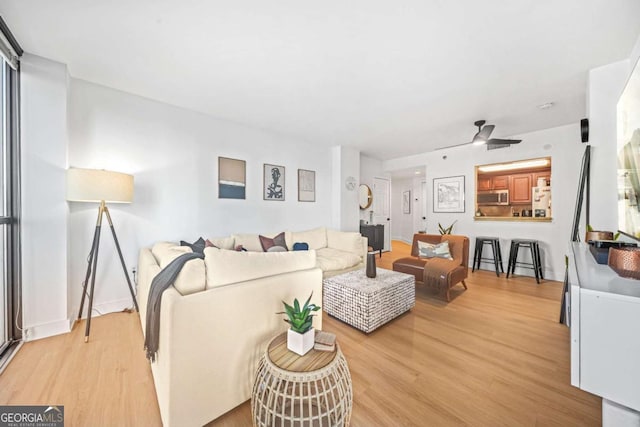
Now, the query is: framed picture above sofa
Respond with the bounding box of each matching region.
[298,169,315,202]
[433,175,465,213]
[218,157,246,199]
[264,164,285,201]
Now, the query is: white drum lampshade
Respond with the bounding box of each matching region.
[67,168,134,203]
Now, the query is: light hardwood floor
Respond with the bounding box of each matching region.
[0,241,601,426]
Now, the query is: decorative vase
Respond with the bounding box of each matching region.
[608,247,640,280]
[585,231,614,242]
[366,252,377,278]
[287,328,315,356]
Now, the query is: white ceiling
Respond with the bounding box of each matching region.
[2,0,640,160]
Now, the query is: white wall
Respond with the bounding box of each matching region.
[359,154,386,223]
[65,78,334,321]
[587,60,630,231]
[331,146,360,231]
[20,54,70,340]
[383,123,582,281]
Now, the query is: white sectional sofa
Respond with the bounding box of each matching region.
[231,226,368,277]
[137,227,367,426]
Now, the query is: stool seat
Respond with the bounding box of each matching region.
[507,239,543,283]
[472,237,504,277]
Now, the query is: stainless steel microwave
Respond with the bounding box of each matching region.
[477,190,509,205]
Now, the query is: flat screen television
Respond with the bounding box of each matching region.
[617,55,640,241]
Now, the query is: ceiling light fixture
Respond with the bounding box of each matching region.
[537,102,554,110]
[478,158,550,173]
[415,170,421,175]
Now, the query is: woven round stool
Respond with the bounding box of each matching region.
[251,332,353,426]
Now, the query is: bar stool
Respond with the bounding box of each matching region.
[506,239,544,284]
[472,236,504,277]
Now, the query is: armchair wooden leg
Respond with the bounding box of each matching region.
[446,288,451,302]
[461,280,467,290]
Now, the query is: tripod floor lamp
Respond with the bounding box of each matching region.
[67,168,139,342]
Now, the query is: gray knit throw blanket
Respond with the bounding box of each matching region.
[145,252,204,362]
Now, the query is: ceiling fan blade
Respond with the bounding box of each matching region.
[475,124,495,142]
[487,138,521,145]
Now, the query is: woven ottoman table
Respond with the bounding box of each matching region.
[322,268,415,333]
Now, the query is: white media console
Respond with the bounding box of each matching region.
[568,242,640,426]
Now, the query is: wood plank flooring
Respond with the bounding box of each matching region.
[0,241,601,426]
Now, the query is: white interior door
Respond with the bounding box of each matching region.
[372,177,391,252]
[420,180,427,232]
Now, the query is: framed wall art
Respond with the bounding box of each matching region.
[218,157,246,199]
[403,190,411,214]
[298,169,315,202]
[264,164,285,201]
[433,175,465,213]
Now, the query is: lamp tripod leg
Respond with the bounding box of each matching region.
[84,224,101,343]
[77,225,100,326]
[104,206,139,312]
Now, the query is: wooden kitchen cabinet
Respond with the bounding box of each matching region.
[492,175,510,190]
[477,177,492,191]
[533,172,551,187]
[477,175,509,191]
[510,173,532,204]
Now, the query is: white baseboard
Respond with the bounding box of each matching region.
[24,319,71,342]
[74,297,136,320]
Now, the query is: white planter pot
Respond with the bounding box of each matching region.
[287,328,315,356]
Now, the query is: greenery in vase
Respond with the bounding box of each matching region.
[278,292,320,334]
[438,220,457,235]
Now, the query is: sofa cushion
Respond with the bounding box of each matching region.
[232,233,279,252]
[316,247,361,272]
[151,242,206,295]
[206,236,235,250]
[204,247,316,288]
[181,237,206,254]
[417,240,453,260]
[326,229,363,258]
[259,232,288,252]
[152,242,192,267]
[286,227,327,250]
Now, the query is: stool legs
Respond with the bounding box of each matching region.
[491,241,500,277]
[507,241,543,284]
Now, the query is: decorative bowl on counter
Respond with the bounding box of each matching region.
[608,247,640,280]
[585,230,615,242]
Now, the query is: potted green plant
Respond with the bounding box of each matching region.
[438,220,457,235]
[278,293,320,356]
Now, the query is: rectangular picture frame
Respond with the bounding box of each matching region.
[264,163,285,201]
[433,175,465,213]
[218,157,246,199]
[403,190,411,214]
[298,169,316,202]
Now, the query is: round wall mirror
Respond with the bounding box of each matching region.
[359,184,373,210]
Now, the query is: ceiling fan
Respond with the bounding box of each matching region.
[470,120,521,149]
[435,120,522,151]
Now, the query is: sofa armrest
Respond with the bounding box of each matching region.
[151,267,323,427]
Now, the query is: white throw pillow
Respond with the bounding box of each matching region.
[417,240,453,260]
